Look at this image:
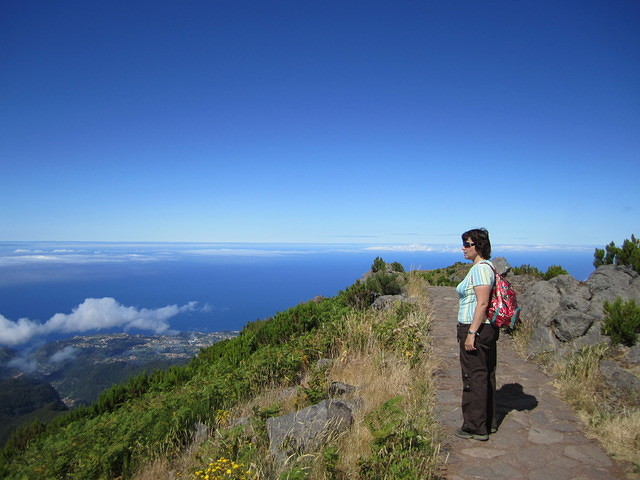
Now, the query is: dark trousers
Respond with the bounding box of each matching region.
[457,323,499,435]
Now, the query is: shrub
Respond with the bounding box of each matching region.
[601,297,640,346]
[359,396,436,479]
[372,257,386,273]
[594,235,640,272]
[543,265,569,280]
[418,262,471,286]
[341,260,405,310]
[511,264,543,277]
[390,262,405,273]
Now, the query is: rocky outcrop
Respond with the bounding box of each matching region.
[520,265,640,354]
[519,264,640,401]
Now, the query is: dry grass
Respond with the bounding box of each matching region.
[324,276,440,477]
[547,344,640,471]
[510,315,535,359]
[328,353,415,476]
[597,408,640,467]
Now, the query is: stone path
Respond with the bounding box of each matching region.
[428,286,629,480]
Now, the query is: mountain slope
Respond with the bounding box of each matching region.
[0,262,441,480]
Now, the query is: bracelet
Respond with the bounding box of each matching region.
[467,330,478,335]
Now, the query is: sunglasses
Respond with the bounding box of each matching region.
[462,242,476,248]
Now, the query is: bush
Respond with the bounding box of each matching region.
[601,297,640,346]
[511,264,543,277]
[390,262,405,273]
[341,258,405,309]
[594,235,640,272]
[543,265,569,280]
[372,257,386,273]
[359,396,436,479]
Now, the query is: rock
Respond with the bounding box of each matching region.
[266,400,354,466]
[627,345,640,364]
[492,257,511,276]
[599,360,640,400]
[520,281,562,327]
[231,416,252,427]
[559,295,591,314]
[570,321,610,349]
[551,311,595,342]
[372,294,408,310]
[192,421,209,444]
[548,274,589,301]
[529,325,560,353]
[585,265,640,318]
[328,381,357,397]
[520,265,640,353]
[314,358,333,371]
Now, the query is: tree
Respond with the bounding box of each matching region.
[593,235,640,272]
[372,257,386,273]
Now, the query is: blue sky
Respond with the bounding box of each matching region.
[1,1,638,248]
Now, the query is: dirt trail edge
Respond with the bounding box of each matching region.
[428,286,628,480]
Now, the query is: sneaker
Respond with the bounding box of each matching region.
[454,428,489,441]
[490,427,498,434]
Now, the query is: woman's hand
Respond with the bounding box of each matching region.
[466,284,492,351]
[464,333,476,351]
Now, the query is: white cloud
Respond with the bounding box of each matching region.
[7,356,38,374]
[495,244,594,252]
[0,314,44,346]
[49,346,80,363]
[0,298,201,346]
[183,248,310,257]
[364,244,441,252]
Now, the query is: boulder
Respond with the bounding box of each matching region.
[585,265,640,318]
[519,265,640,353]
[529,324,560,352]
[551,311,596,342]
[266,400,354,466]
[492,257,511,276]
[549,274,590,301]
[519,281,562,327]
[570,321,610,350]
[372,294,408,310]
[328,381,357,397]
[599,360,640,400]
[626,345,640,364]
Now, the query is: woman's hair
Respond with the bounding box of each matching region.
[462,228,491,259]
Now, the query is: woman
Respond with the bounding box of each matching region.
[454,228,498,441]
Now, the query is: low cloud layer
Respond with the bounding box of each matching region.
[365,244,441,252]
[49,346,80,363]
[0,298,200,347]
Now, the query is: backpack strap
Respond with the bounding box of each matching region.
[478,260,497,276]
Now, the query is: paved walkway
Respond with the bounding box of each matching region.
[427,286,629,480]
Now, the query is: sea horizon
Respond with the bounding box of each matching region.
[1,241,599,349]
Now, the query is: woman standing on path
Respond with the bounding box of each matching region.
[455,228,498,441]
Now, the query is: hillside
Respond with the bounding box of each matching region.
[0,332,236,448]
[0,260,442,479]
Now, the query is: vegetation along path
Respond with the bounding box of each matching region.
[427,286,627,480]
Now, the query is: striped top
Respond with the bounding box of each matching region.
[456,260,495,325]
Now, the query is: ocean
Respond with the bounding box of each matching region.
[0,242,596,347]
